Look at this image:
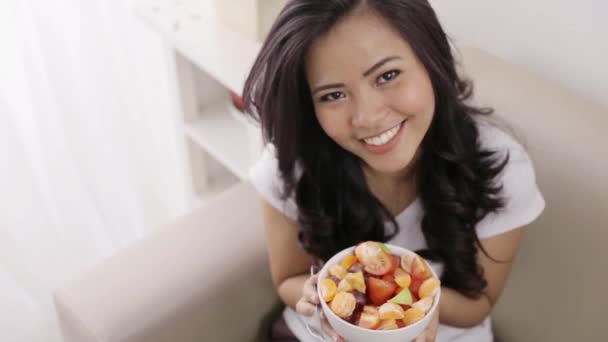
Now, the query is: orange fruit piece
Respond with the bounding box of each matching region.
[412,296,434,313]
[319,278,337,302]
[377,319,399,330]
[403,307,425,326]
[379,302,405,320]
[394,268,412,288]
[357,306,381,330]
[411,256,432,280]
[329,264,347,280]
[330,291,356,318]
[400,254,413,273]
[418,277,441,298]
[340,255,358,270]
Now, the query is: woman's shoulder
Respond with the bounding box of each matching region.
[476,117,526,159]
[474,117,546,238]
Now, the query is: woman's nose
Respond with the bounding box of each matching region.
[351,91,386,128]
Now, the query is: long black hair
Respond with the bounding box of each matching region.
[243,0,508,299]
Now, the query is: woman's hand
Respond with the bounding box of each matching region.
[295,273,345,342]
[413,306,439,342]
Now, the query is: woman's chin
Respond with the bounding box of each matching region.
[362,158,412,177]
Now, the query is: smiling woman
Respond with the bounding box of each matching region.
[244,1,544,341]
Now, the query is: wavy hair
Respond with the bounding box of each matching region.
[243,0,508,299]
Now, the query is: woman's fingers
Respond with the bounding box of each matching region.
[320,311,344,342]
[303,274,320,305]
[295,298,317,316]
[296,274,321,316]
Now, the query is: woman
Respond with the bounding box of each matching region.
[245,1,545,341]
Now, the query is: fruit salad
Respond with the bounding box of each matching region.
[319,241,440,330]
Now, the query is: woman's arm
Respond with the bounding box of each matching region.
[439,227,525,327]
[260,197,315,309]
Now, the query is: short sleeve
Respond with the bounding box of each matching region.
[248,144,299,221]
[475,127,546,239]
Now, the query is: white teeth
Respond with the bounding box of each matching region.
[363,123,401,146]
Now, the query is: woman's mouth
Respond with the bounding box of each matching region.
[361,120,407,155]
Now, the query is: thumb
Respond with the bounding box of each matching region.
[320,311,344,342]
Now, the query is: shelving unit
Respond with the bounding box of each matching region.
[182,101,254,181]
[132,0,274,207]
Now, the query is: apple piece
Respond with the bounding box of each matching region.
[378,302,405,320]
[330,292,357,318]
[319,278,337,302]
[367,277,397,306]
[388,287,413,305]
[418,277,441,298]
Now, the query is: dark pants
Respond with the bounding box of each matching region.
[257,300,300,342]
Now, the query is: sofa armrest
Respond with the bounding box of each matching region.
[53,182,278,342]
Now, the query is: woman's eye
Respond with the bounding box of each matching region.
[320,91,345,102]
[377,70,401,85]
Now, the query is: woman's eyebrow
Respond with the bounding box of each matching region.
[311,55,402,96]
[312,82,345,96]
[362,56,401,77]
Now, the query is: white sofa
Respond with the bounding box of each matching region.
[53,47,608,342]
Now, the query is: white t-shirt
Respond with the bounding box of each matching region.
[248,120,545,342]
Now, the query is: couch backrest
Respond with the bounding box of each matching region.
[458,47,608,341]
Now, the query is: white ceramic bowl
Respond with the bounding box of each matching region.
[317,243,441,342]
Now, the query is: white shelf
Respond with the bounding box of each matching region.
[133,0,262,94]
[192,172,239,207]
[183,101,260,180]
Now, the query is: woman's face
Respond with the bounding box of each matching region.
[305,10,435,179]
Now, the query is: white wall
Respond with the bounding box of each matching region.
[430,0,608,107]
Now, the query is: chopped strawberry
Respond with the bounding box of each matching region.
[388,255,400,274]
[409,278,423,297]
[367,277,398,306]
[382,273,395,284]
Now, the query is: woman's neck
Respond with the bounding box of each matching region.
[363,164,418,217]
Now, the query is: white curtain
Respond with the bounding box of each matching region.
[0,1,190,341]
